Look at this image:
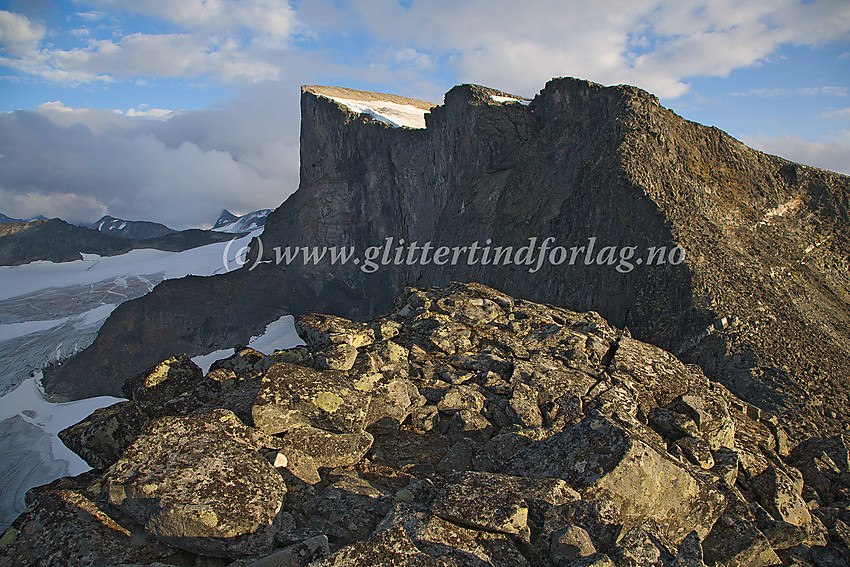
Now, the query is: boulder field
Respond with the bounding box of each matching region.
[4,283,848,567]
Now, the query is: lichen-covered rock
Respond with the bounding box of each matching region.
[20,283,843,566]
[752,465,812,527]
[673,387,735,450]
[121,354,204,418]
[242,535,330,567]
[310,524,457,566]
[315,343,359,371]
[58,401,147,469]
[609,520,675,567]
[279,425,373,468]
[503,413,725,544]
[376,503,529,566]
[252,362,371,434]
[295,313,375,349]
[702,485,781,567]
[209,346,265,379]
[102,410,287,557]
[432,471,530,536]
[302,476,392,542]
[0,472,180,567]
[549,524,596,564]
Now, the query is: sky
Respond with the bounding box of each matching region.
[0,0,849,229]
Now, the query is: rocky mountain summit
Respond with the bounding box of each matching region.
[90,216,177,240]
[5,283,849,567]
[46,77,850,446]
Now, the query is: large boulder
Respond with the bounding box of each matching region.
[121,354,204,418]
[57,401,147,469]
[503,413,725,544]
[252,362,371,434]
[102,410,287,558]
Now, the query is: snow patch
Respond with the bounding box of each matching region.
[324,95,430,129]
[192,314,305,373]
[757,198,804,227]
[490,95,530,105]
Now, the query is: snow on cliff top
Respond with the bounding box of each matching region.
[304,85,435,129]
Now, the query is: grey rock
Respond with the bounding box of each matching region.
[121,354,204,418]
[675,436,715,469]
[565,554,616,567]
[447,410,494,444]
[437,385,486,414]
[279,426,373,468]
[543,499,622,554]
[302,476,392,542]
[432,471,530,536]
[671,531,706,567]
[376,503,529,566]
[315,344,359,371]
[436,440,474,475]
[309,524,457,566]
[752,465,813,527]
[549,525,596,563]
[609,520,674,567]
[702,485,781,567]
[245,535,330,567]
[295,313,375,349]
[102,410,287,557]
[504,414,725,544]
[58,401,147,469]
[252,363,371,434]
[673,388,736,450]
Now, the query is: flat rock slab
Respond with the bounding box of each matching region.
[103,409,287,558]
[280,425,374,468]
[432,471,533,536]
[252,362,371,434]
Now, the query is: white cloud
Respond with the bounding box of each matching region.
[86,0,298,38]
[307,0,850,98]
[820,107,850,119]
[744,132,850,175]
[0,9,45,58]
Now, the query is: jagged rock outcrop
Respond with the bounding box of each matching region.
[47,78,850,446]
[6,283,849,566]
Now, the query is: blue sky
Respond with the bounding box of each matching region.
[0,0,849,228]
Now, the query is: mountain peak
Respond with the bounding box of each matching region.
[212,209,239,229]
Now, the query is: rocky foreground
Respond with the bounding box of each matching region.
[3,283,849,567]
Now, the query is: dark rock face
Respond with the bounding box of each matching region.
[9,283,850,566]
[47,77,850,447]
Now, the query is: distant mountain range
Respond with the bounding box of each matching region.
[0,213,45,223]
[211,208,272,233]
[0,209,272,266]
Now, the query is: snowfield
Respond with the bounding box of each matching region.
[0,229,282,531]
[323,95,430,129]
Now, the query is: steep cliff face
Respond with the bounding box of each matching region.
[255,78,850,437]
[47,78,850,440]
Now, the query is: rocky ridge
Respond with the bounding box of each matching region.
[4,283,849,567]
[46,77,850,445]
